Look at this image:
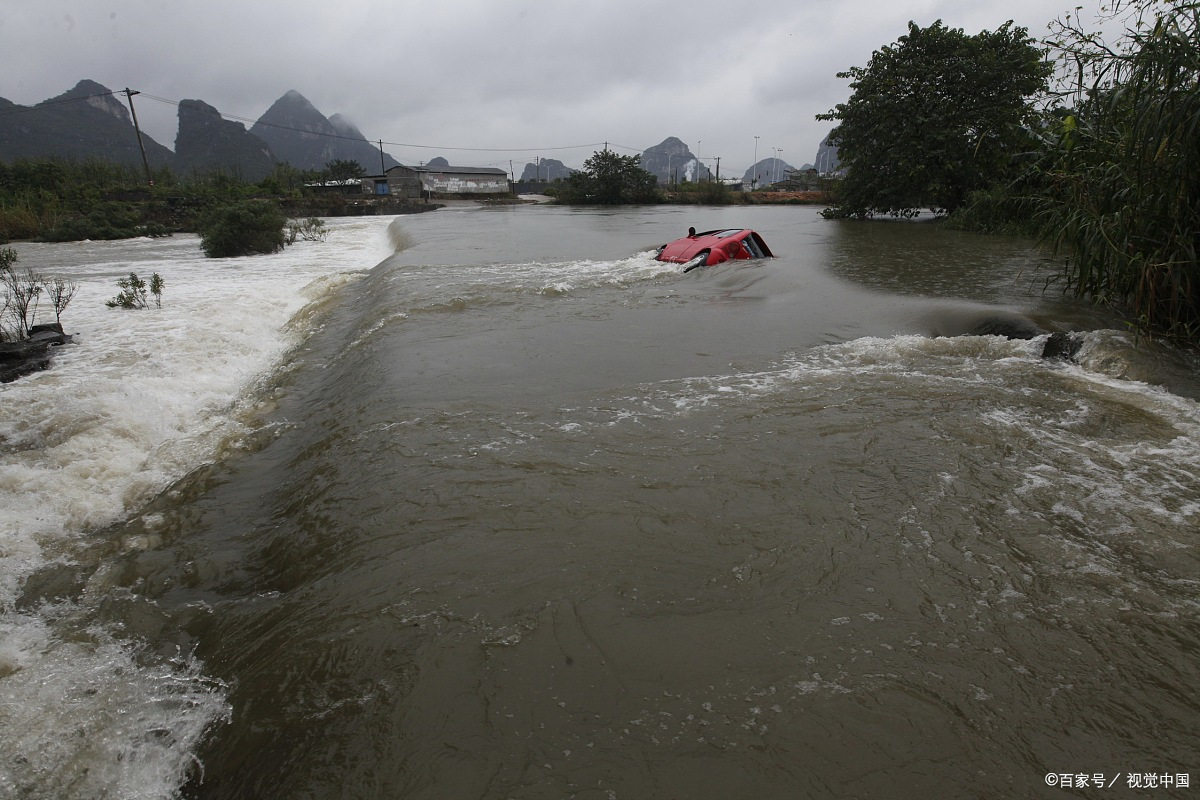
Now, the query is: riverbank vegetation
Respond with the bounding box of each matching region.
[1,246,77,341]
[198,200,288,258]
[817,20,1052,219]
[105,271,165,310]
[0,158,390,245]
[821,0,1200,341]
[1035,0,1200,340]
[550,150,661,205]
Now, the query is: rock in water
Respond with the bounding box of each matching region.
[0,323,74,383]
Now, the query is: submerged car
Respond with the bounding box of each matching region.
[655,228,774,271]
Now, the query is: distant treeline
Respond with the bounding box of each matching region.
[0,158,368,243]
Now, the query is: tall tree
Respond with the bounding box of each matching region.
[818,20,1051,218]
[325,158,365,183]
[556,150,660,205]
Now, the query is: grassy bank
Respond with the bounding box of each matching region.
[0,158,439,244]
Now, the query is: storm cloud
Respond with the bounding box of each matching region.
[2,0,1080,173]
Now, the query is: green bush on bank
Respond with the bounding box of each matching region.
[40,201,172,242]
[943,186,1040,237]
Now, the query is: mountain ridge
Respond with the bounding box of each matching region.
[0,82,400,176]
[0,80,835,182]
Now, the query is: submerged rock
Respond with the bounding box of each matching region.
[966,315,1044,340]
[0,323,73,383]
[1041,331,1084,362]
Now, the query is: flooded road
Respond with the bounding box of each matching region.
[5,205,1198,798]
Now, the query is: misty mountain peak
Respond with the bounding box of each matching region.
[329,113,365,140]
[47,80,131,126]
[176,99,275,180]
[250,91,396,173]
[281,89,314,106]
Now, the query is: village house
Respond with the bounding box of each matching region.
[363,164,510,198]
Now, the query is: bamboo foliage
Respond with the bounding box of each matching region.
[1038,1,1200,339]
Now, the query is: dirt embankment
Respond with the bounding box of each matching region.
[754,190,829,204]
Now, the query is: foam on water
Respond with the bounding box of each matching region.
[0,216,396,799]
[7,210,1200,796]
[463,331,1200,619]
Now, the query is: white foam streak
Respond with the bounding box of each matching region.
[2,219,392,596]
[0,217,394,800]
[0,611,230,800]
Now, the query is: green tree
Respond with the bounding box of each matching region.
[818,20,1052,218]
[1035,0,1200,339]
[257,162,308,196]
[198,200,287,258]
[556,150,660,205]
[325,159,366,183]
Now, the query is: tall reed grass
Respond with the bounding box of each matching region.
[1038,2,1200,339]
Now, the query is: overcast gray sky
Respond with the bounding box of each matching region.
[2,0,1086,175]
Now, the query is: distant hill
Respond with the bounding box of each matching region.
[520,158,575,181]
[175,99,276,181]
[0,82,402,178]
[0,80,173,167]
[2,80,832,186]
[329,113,394,173]
[250,90,398,174]
[640,137,710,185]
[813,131,841,174]
[742,158,805,187]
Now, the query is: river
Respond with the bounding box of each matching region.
[2,205,1198,799]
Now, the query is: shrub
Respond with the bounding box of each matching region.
[555,150,661,205]
[47,276,79,323]
[285,216,329,243]
[694,181,731,205]
[1,249,43,340]
[106,272,164,309]
[1037,1,1200,339]
[0,247,76,339]
[198,200,286,258]
[0,204,43,243]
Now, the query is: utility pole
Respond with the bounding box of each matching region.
[378,140,386,175]
[715,156,720,181]
[753,136,760,189]
[122,88,153,187]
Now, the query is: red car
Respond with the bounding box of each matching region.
[655,228,774,271]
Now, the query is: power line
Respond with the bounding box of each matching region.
[134,92,635,156]
[0,89,122,115]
